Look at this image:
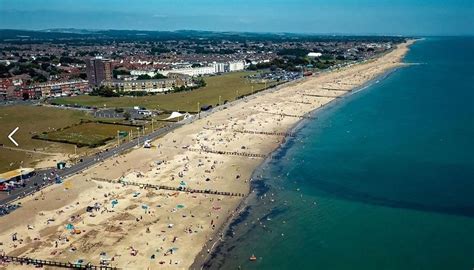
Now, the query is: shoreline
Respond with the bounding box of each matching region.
[0,40,415,270]
[192,40,416,269]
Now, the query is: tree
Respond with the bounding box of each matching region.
[123,111,131,120]
[194,78,206,87]
[136,74,152,80]
[113,69,130,78]
[90,86,119,97]
[153,73,167,79]
[150,47,171,55]
[0,64,9,77]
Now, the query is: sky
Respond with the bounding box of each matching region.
[0,0,472,35]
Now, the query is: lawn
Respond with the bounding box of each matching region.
[53,71,276,111]
[34,122,129,147]
[0,104,169,171]
[0,105,91,171]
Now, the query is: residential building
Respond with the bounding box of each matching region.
[86,56,112,87]
[159,65,216,77]
[103,74,193,93]
[0,78,25,100]
[228,60,245,71]
[0,79,13,100]
[15,80,89,99]
[213,62,228,73]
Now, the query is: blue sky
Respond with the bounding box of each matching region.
[0,0,472,35]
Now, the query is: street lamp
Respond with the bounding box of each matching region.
[117,130,120,146]
[136,127,140,146]
[197,102,200,119]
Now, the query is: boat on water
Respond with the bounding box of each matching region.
[249,254,257,261]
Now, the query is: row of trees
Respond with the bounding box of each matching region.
[136,73,167,80]
[247,53,341,72]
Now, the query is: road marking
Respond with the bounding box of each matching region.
[8,127,19,147]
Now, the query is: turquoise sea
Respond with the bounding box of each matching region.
[205,37,474,270]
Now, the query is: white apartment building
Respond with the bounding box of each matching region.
[158,60,246,77]
[213,62,227,73]
[228,61,245,71]
[159,65,215,76]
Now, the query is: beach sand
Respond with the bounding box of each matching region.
[0,40,415,269]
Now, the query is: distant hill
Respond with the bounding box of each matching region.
[0,29,407,43]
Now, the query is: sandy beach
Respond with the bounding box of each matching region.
[0,40,415,269]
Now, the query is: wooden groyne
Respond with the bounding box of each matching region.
[233,129,295,137]
[258,110,316,119]
[303,93,342,98]
[288,100,312,104]
[0,255,117,269]
[187,147,266,158]
[321,87,351,91]
[91,177,246,197]
[203,127,295,137]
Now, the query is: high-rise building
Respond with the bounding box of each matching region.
[86,57,112,87]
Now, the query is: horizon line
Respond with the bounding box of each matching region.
[1,28,472,38]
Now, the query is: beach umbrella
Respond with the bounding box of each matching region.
[111,199,118,208]
[66,223,74,230]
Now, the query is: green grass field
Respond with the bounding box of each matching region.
[54,71,275,111]
[0,105,92,171]
[0,104,170,171]
[34,122,129,147]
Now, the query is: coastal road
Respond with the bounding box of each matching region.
[0,121,184,207]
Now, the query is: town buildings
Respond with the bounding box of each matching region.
[86,57,112,87]
[27,80,89,98]
[0,78,23,100]
[103,73,193,93]
[159,60,246,77]
[5,80,89,100]
[0,31,401,101]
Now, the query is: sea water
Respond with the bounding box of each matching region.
[206,37,474,270]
